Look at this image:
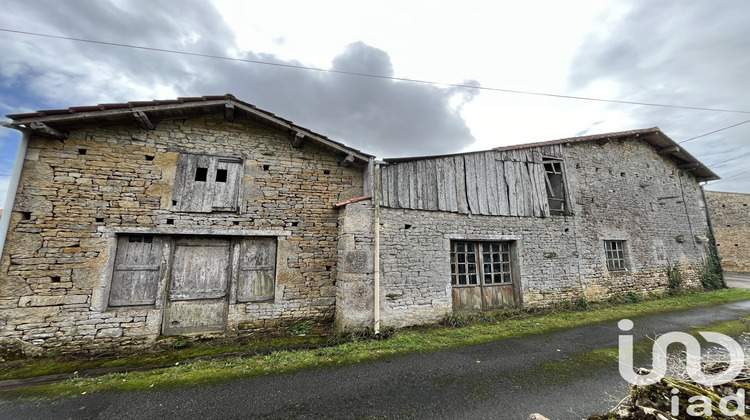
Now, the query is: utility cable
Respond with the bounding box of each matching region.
[679,119,750,143]
[709,168,750,184]
[3,28,750,115]
[706,151,750,167]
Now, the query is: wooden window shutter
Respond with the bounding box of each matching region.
[109,235,164,306]
[237,238,276,302]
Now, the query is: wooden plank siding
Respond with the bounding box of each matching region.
[380,149,551,217]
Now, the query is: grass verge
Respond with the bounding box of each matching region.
[3,288,750,399]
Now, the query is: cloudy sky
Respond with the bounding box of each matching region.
[1,0,749,208]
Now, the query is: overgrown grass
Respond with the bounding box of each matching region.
[3,288,750,399]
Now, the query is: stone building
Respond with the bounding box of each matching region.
[706,191,750,274]
[0,95,373,353]
[335,129,719,329]
[0,95,719,353]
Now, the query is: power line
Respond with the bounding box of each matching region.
[706,151,750,167]
[679,119,750,143]
[709,168,750,184]
[4,27,750,115]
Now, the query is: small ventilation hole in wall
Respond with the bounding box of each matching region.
[263,165,270,171]
[564,228,569,233]
[78,149,87,155]
[51,276,61,283]
[21,212,31,220]
[166,219,174,225]
[326,266,332,271]
[95,217,104,223]
[404,224,413,230]
[323,169,331,175]
[291,221,299,227]
[620,172,626,177]
[145,155,155,161]
[172,200,178,206]
[233,221,239,226]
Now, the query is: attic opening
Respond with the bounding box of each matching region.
[542,158,570,216]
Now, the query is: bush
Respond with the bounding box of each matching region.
[287,322,312,336]
[624,291,644,304]
[666,263,683,294]
[573,297,589,311]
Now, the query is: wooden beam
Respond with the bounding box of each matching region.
[339,153,355,167]
[29,122,67,139]
[133,111,155,130]
[292,132,305,148]
[658,146,680,155]
[224,103,235,122]
[679,163,701,170]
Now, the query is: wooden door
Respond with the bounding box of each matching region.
[451,241,517,312]
[163,237,231,335]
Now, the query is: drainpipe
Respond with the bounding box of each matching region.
[373,164,381,334]
[0,122,31,259]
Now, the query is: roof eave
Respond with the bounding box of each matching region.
[5,95,373,165]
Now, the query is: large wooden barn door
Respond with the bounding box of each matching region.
[451,241,517,312]
[163,238,231,335]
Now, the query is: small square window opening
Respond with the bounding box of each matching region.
[194,167,208,182]
[216,169,228,183]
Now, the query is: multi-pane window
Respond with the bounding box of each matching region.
[543,158,568,216]
[604,240,627,271]
[451,241,513,285]
[173,153,243,212]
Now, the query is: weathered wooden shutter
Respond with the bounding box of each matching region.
[237,237,276,302]
[109,235,163,306]
[174,154,216,212]
[173,154,242,212]
[211,158,242,211]
[169,238,230,300]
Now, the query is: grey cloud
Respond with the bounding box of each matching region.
[1,1,477,157]
[568,0,750,193]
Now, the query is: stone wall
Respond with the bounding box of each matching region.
[338,139,710,329]
[706,191,750,274]
[0,115,365,354]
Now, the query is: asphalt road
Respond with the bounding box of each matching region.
[3,300,750,420]
[726,272,750,289]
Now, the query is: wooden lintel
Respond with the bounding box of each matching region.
[340,153,355,167]
[679,163,700,170]
[658,146,680,155]
[224,103,235,122]
[133,111,155,130]
[29,122,67,140]
[292,132,305,148]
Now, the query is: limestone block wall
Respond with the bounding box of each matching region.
[358,139,709,329]
[706,191,750,274]
[0,115,364,354]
